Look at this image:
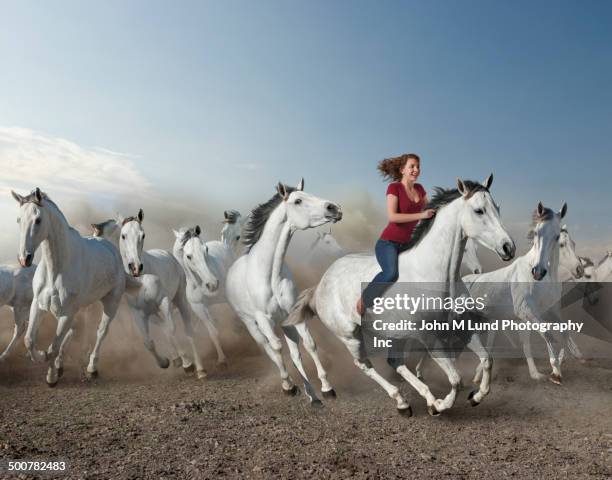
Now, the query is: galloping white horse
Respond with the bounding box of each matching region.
[288,176,516,415]
[171,209,243,366]
[225,179,343,404]
[92,219,198,373]
[12,188,125,386]
[464,203,583,385]
[0,265,35,361]
[119,210,207,379]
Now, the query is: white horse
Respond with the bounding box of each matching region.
[12,188,125,386]
[92,219,199,373]
[225,179,343,404]
[118,210,206,379]
[306,228,346,260]
[464,202,584,385]
[288,175,516,415]
[0,265,35,361]
[171,209,243,366]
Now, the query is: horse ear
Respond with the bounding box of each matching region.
[172,229,182,239]
[537,202,545,217]
[34,187,43,204]
[137,209,144,222]
[457,178,468,197]
[561,224,568,231]
[297,178,304,191]
[223,210,229,223]
[483,173,493,189]
[91,224,102,236]
[195,225,201,236]
[559,202,567,219]
[11,190,24,205]
[276,182,288,201]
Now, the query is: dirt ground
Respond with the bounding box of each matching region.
[1,307,611,480]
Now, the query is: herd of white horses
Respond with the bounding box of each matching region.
[1,176,610,417]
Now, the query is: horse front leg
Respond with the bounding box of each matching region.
[175,295,206,379]
[190,301,227,367]
[86,296,119,379]
[24,300,46,363]
[46,314,74,387]
[464,333,492,405]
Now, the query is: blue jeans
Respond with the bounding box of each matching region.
[362,239,410,308]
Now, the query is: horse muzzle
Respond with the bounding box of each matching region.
[19,253,33,268]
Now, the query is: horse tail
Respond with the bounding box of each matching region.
[283,286,318,326]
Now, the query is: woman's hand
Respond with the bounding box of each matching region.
[420,209,436,220]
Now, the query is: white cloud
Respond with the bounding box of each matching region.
[0,126,150,198]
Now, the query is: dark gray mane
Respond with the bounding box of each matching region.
[405,181,488,249]
[243,185,296,252]
[180,226,201,247]
[527,207,555,240]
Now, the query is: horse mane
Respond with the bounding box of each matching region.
[405,181,488,249]
[223,210,241,224]
[20,190,72,227]
[243,185,296,252]
[527,207,555,240]
[179,226,201,247]
[580,256,594,267]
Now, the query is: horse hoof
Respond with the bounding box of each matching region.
[57,366,64,378]
[283,385,299,396]
[311,399,324,408]
[183,364,195,374]
[47,379,58,388]
[196,369,207,380]
[467,390,480,407]
[86,370,98,380]
[159,358,170,369]
[217,360,228,369]
[416,374,424,381]
[549,373,562,385]
[427,404,441,417]
[172,358,182,368]
[397,405,413,417]
[322,389,337,399]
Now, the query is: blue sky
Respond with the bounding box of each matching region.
[1,0,611,248]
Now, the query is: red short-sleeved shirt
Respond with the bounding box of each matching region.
[380,182,426,243]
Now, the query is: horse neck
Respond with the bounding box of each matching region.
[250,204,293,287]
[39,202,73,279]
[524,237,560,281]
[404,200,466,285]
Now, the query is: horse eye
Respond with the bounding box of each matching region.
[236,236,240,241]
[35,218,41,225]
[295,199,302,205]
[142,233,145,240]
[474,209,484,215]
[16,217,20,224]
[187,254,192,260]
[121,234,126,240]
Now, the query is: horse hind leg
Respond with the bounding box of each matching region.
[0,306,28,361]
[294,322,335,397]
[344,327,411,415]
[133,308,170,369]
[281,325,322,406]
